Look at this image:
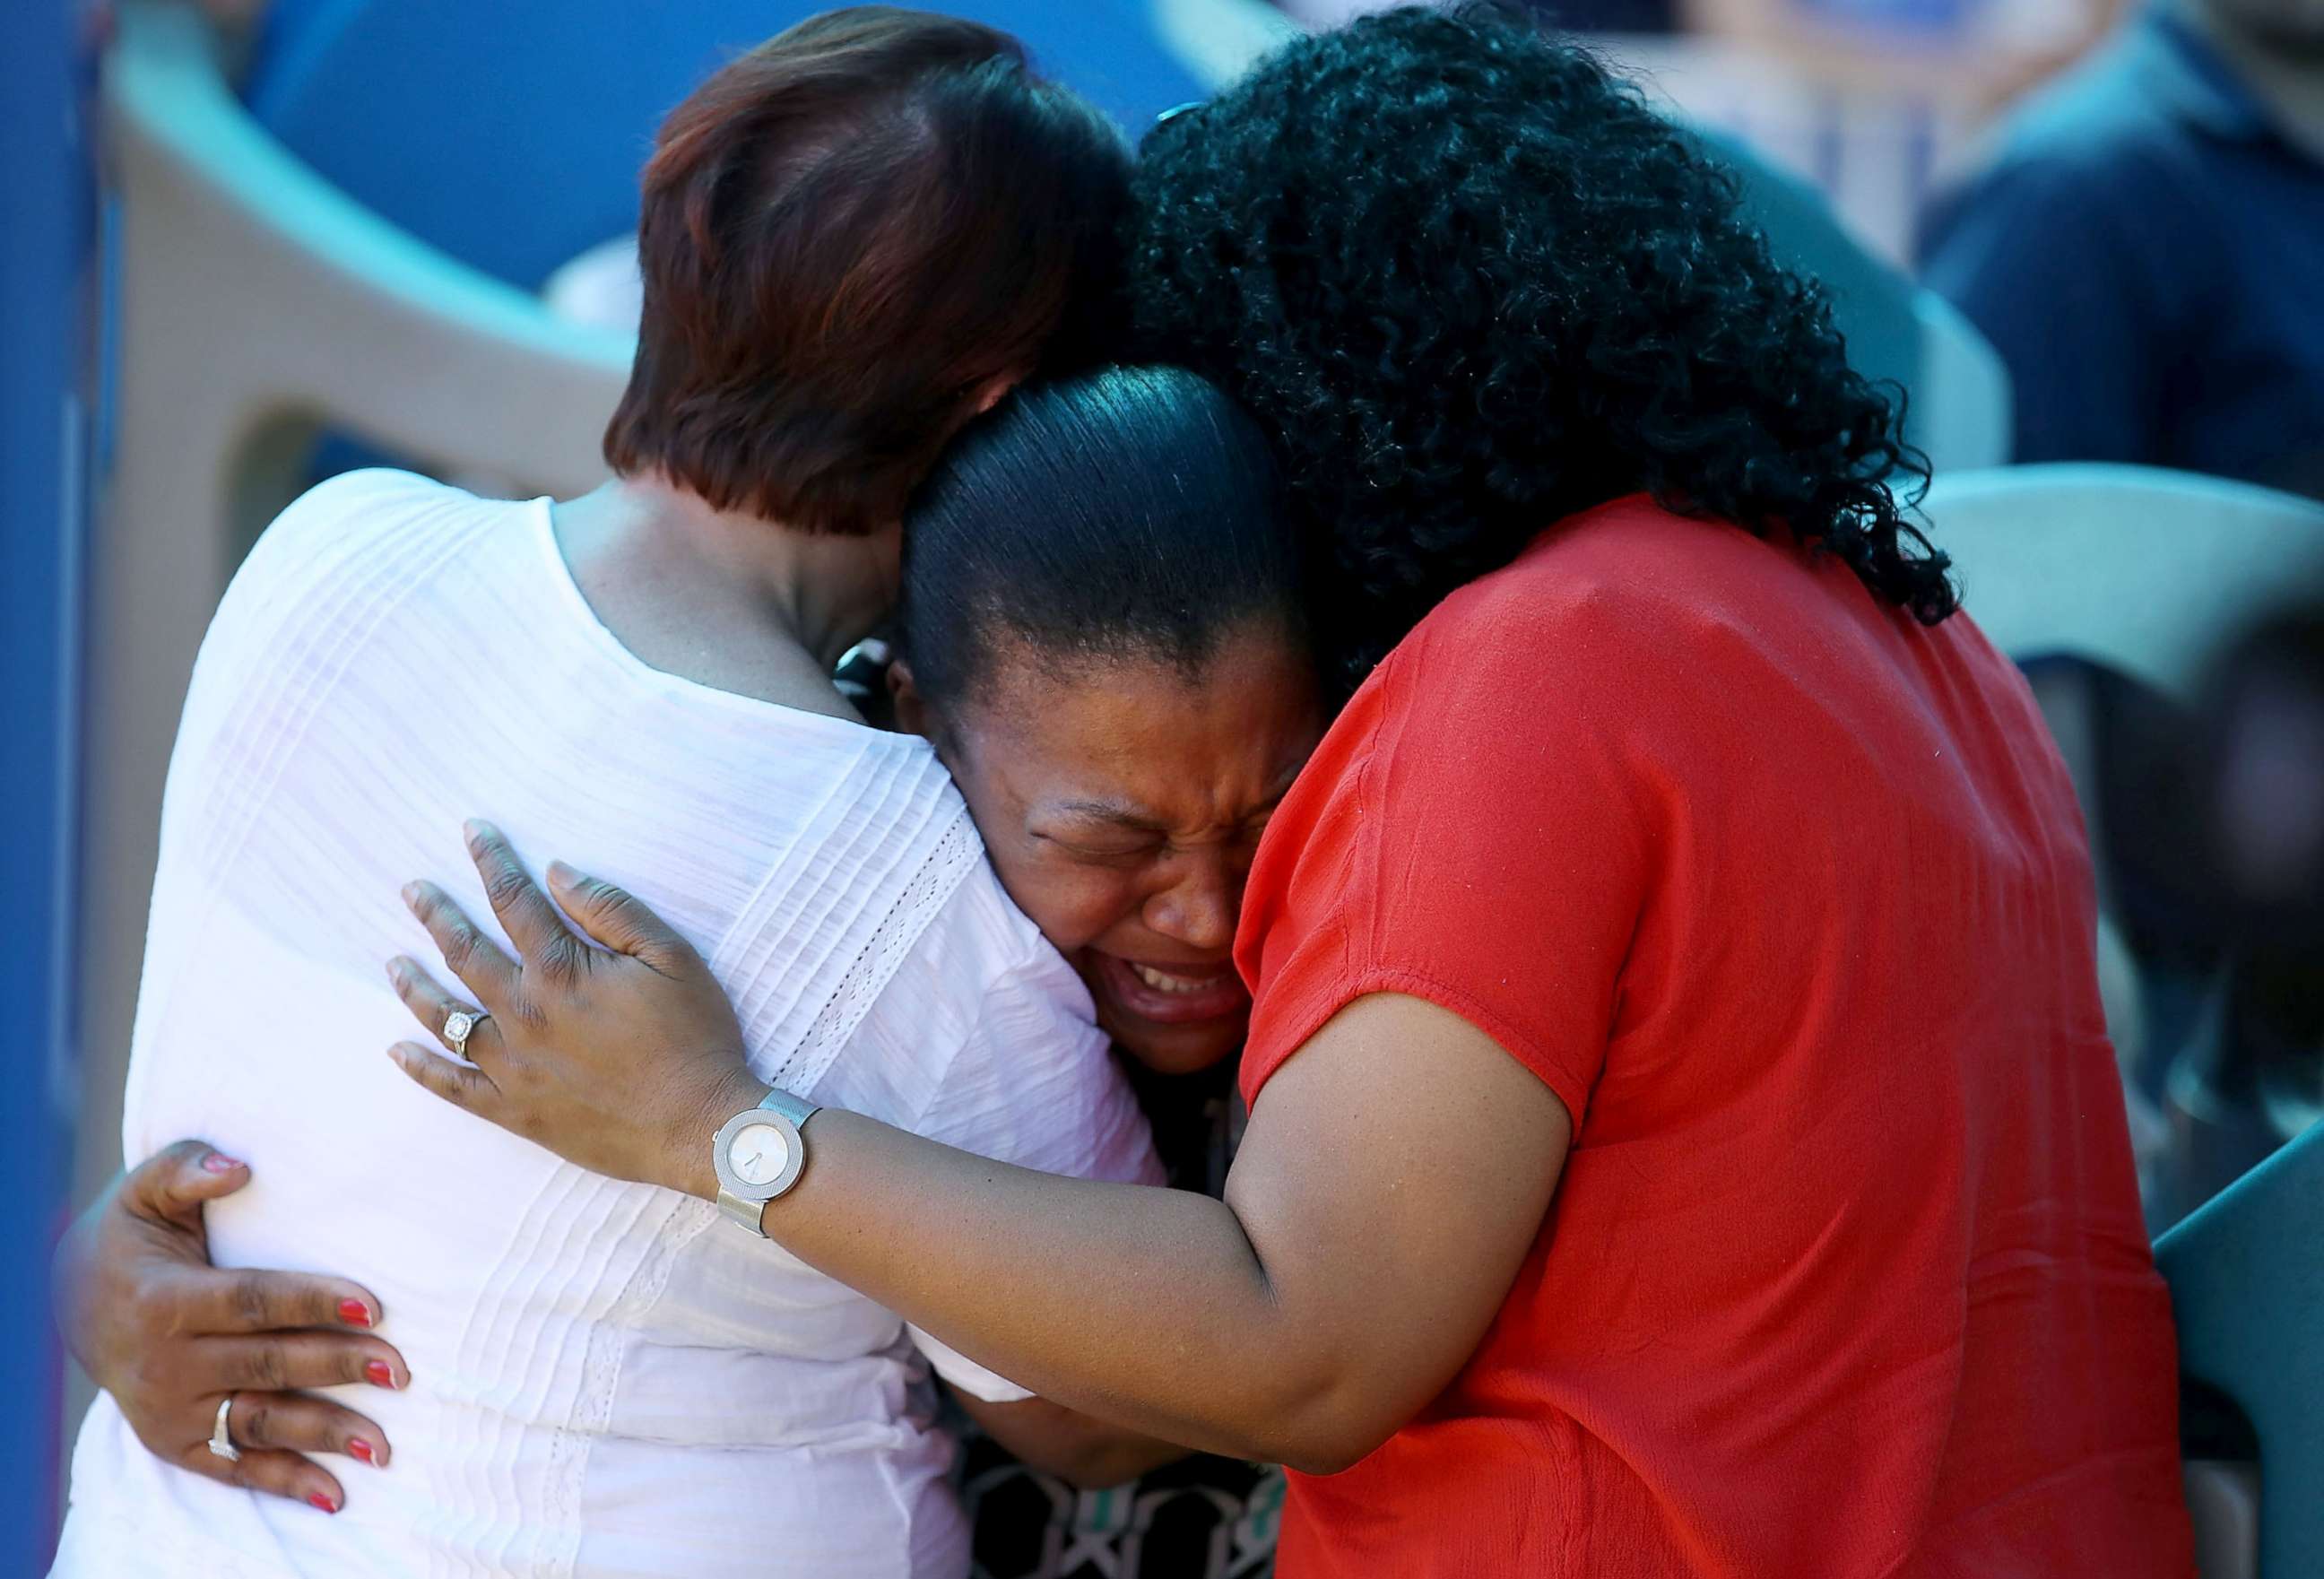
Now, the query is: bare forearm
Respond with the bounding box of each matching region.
[954,1392,1193,1488]
[747,1107,1338,1468]
[380,853,1568,1486]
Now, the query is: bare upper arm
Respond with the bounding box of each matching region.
[1225,992,1573,1471]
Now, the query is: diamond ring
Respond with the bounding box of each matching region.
[442,1007,490,1060]
[207,1394,239,1462]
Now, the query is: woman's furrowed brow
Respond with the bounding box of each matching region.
[1045,798,1170,832]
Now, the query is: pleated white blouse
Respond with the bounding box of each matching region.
[56,471,1160,1579]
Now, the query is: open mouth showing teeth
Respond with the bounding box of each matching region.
[1129,962,1225,995]
[1093,951,1249,1025]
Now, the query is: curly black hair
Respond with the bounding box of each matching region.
[1128,3,1954,687]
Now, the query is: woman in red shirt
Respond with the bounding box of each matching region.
[379,9,2191,1575]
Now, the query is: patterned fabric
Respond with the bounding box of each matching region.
[958,1435,1282,1579]
[956,1061,1284,1579]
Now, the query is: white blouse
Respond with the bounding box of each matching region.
[55,471,1161,1579]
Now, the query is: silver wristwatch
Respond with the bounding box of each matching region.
[711,1087,820,1236]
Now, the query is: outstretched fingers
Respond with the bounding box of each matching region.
[463,821,580,976]
[400,880,517,1012]
[229,1389,392,1469]
[193,1261,388,1339]
[385,954,502,1070]
[183,1438,349,1515]
[542,863,699,976]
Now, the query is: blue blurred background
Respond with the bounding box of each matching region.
[7,0,2321,1570]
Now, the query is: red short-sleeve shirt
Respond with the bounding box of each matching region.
[1235,498,2192,1578]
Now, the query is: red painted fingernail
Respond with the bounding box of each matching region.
[308,1493,338,1514]
[365,1360,397,1389]
[337,1298,373,1328]
[348,1437,377,1466]
[201,1153,242,1173]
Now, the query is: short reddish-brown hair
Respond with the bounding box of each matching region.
[603,7,1133,533]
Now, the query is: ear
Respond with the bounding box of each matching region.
[889,657,934,742]
[969,374,1019,417]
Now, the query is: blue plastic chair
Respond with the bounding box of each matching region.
[2156,1120,2324,1578]
[243,0,1210,291]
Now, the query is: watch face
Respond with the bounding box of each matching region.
[712,1100,811,1210]
[727,1122,792,1187]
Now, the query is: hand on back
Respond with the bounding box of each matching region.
[385,821,763,1201]
[56,1141,409,1514]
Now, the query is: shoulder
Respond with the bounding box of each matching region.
[1340,497,1947,820]
[1423,497,1740,620]
[1987,13,2233,179]
[1998,30,2197,165]
[787,764,1080,1055]
[1378,498,1764,717]
[1248,503,1725,910]
[928,855,1121,1104]
[1920,21,2221,256]
[261,466,474,544]
[191,468,498,681]
[1921,137,2189,266]
[918,846,1097,1029]
[837,821,1102,1093]
[232,468,497,595]
[855,846,1157,1181]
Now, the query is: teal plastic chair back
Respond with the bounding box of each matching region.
[1701,129,2009,472]
[1706,127,1921,398]
[2155,1120,2324,1576]
[1921,464,2324,703]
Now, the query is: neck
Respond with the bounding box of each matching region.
[568,476,893,672]
[544,477,898,721]
[2188,0,2324,157]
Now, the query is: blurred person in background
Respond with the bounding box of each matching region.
[48,13,1277,1577]
[1919,0,2324,496]
[1295,0,2129,105]
[1699,0,2135,106]
[2200,612,2324,1139]
[2034,611,2324,1220]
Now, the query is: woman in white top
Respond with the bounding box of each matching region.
[58,457,1162,1577]
[60,364,1321,1575]
[49,14,1322,1576]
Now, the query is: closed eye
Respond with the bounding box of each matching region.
[1034,829,1164,863]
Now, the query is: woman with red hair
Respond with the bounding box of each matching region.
[48,13,1253,1578]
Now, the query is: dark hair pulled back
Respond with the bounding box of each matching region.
[901,365,1309,711]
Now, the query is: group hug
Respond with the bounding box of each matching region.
[52,5,2193,1576]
